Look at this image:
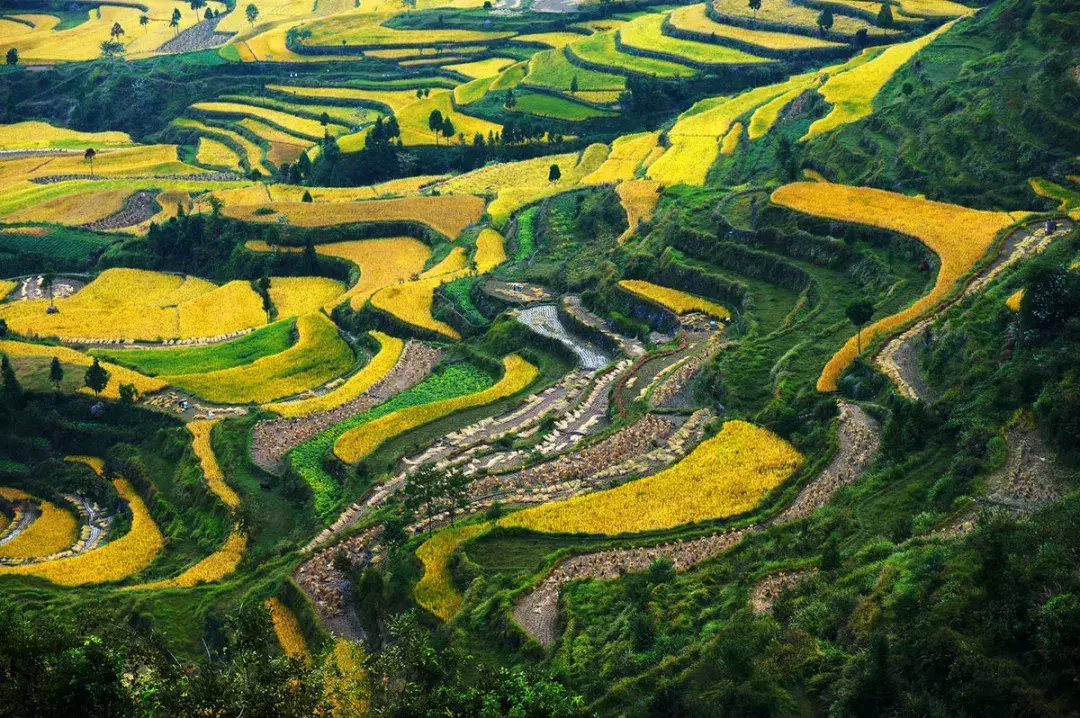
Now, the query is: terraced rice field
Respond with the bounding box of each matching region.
[804,22,955,139]
[444,57,516,78]
[265,331,404,417]
[437,144,611,227]
[511,93,618,121]
[196,137,244,172]
[174,118,273,175]
[619,279,731,318]
[771,182,1018,390]
[333,354,538,463]
[0,121,133,151]
[246,237,432,310]
[500,420,802,534]
[524,48,627,94]
[568,30,696,78]
[618,13,773,66]
[667,4,849,52]
[0,340,167,400]
[0,479,163,586]
[268,277,346,318]
[0,268,266,342]
[712,0,896,36]
[190,102,351,140]
[164,312,354,403]
[228,194,484,238]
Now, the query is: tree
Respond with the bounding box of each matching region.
[548,163,561,183]
[170,8,181,35]
[0,319,7,338]
[416,88,424,100]
[441,117,455,143]
[84,359,109,397]
[99,40,124,60]
[139,14,149,33]
[257,273,272,322]
[118,384,138,405]
[110,22,125,40]
[403,465,445,535]
[84,147,96,176]
[319,111,330,127]
[246,3,259,27]
[846,299,875,355]
[204,7,214,20]
[5,48,18,67]
[443,469,470,527]
[301,189,313,202]
[504,88,516,109]
[570,75,579,93]
[877,3,893,30]
[854,28,868,48]
[817,8,833,34]
[748,0,761,21]
[41,263,56,308]
[190,0,207,18]
[50,357,64,393]
[1,354,21,407]
[428,109,444,144]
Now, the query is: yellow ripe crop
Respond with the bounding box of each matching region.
[129,530,247,590]
[174,118,273,176]
[500,420,802,534]
[0,340,167,400]
[191,102,350,140]
[712,0,892,35]
[442,144,609,227]
[721,122,743,155]
[648,86,790,186]
[5,188,130,226]
[804,22,956,139]
[619,280,730,319]
[0,479,163,586]
[164,313,353,404]
[266,598,311,663]
[225,194,485,240]
[474,228,507,272]
[771,182,1017,391]
[583,132,660,184]
[65,455,105,476]
[196,138,244,172]
[414,522,492,621]
[615,180,662,243]
[371,248,468,338]
[1029,178,1080,219]
[323,639,370,718]
[618,13,772,66]
[667,4,846,50]
[178,281,266,339]
[748,87,806,140]
[514,31,586,48]
[268,277,346,318]
[265,331,403,417]
[334,354,538,463]
[1006,289,1024,312]
[0,269,266,342]
[267,85,424,113]
[445,57,515,79]
[395,92,503,146]
[0,121,132,151]
[246,237,431,311]
[187,421,242,510]
[0,280,16,301]
[300,14,512,48]
[371,230,503,337]
[0,493,78,560]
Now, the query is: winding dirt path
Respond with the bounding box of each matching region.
[511,401,881,646]
[877,218,1074,401]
